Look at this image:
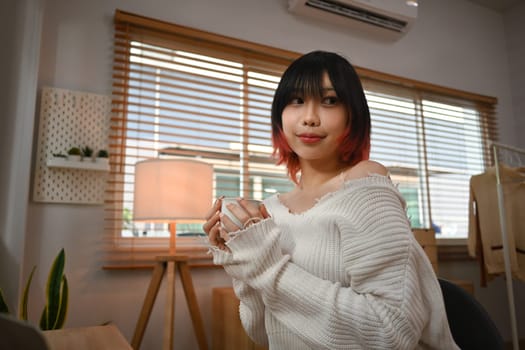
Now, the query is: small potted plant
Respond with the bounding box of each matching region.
[67,147,82,162]
[81,146,94,162]
[96,149,109,165]
[52,152,67,159]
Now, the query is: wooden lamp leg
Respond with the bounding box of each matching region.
[131,261,166,349]
[132,256,208,350]
[177,258,208,350]
[163,261,176,350]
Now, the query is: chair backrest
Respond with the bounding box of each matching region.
[438,278,504,350]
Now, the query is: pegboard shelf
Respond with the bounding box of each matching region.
[33,87,111,205]
[47,158,110,172]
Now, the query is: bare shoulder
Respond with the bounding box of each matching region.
[345,160,389,179]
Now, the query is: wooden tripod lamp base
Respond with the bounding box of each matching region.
[131,255,208,350]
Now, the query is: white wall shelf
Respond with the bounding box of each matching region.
[33,87,111,205]
[47,158,110,172]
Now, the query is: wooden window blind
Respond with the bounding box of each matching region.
[359,77,497,237]
[105,10,497,266]
[106,10,297,265]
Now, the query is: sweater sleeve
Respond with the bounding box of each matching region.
[232,278,269,346]
[222,184,444,349]
[208,244,269,346]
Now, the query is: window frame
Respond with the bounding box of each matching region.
[105,10,497,267]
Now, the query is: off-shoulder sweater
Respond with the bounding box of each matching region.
[211,175,458,350]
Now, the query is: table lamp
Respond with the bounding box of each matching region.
[131,158,212,350]
[132,158,213,253]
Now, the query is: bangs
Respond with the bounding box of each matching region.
[278,63,327,102]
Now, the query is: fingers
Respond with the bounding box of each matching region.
[220,212,241,232]
[226,199,272,227]
[207,218,232,252]
[260,204,270,219]
[203,197,230,251]
[225,201,251,228]
[203,196,224,235]
[237,198,262,218]
[205,197,272,251]
[202,210,221,235]
[207,221,221,245]
[204,197,223,221]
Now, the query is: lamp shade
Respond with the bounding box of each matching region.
[132,159,213,222]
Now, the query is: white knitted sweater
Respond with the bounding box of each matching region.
[211,175,458,350]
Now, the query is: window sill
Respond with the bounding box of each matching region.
[436,238,474,262]
[103,237,474,270]
[102,246,216,270]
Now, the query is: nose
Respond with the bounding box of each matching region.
[302,101,320,127]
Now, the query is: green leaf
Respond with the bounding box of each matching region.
[45,248,65,329]
[19,266,36,320]
[0,288,10,314]
[52,276,68,329]
[39,306,48,330]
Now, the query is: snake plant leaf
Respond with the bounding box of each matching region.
[39,304,48,329]
[0,288,9,314]
[52,275,68,329]
[19,265,37,320]
[40,276,68,330]
[45,248,65,330]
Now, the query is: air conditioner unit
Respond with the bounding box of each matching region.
[288,0,418,35]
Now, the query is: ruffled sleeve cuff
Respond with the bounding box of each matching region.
[208,244,234,265]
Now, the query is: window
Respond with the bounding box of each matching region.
[362,80,496,237]
[106,10,497,265]
[106,10,296,265]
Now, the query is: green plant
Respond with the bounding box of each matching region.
[52,152,67,158]
[97,149,109,158]
[81,146,93,158]
[0,248,68,330]
[67,147,81,156]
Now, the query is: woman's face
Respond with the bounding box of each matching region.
[281,72,349,165]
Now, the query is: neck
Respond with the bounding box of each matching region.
[297,160,348,191]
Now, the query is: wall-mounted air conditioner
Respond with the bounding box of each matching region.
[288,0,418,36]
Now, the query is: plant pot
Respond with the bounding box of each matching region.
[96,157,109,165]
[67,155,82,162]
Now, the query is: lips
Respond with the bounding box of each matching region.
[297,133,324,144]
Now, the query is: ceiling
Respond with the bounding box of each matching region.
[467,0,522,12]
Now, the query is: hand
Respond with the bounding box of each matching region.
[203,197,270,251]
[202,197,226,250]
[221,198,270,232]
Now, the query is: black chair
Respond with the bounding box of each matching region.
[438,278,504,350]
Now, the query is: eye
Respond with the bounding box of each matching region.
[288,96,304,105]
[322,95,339,106]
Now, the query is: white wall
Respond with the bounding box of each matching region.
[0,0,43,313]
[503,1,525,150]
[0,0,522,348]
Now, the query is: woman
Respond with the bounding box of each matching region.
[203,51,458,349]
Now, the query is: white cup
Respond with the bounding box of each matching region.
[221,197,262,228]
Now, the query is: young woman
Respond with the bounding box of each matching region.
[203,51,458,349]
